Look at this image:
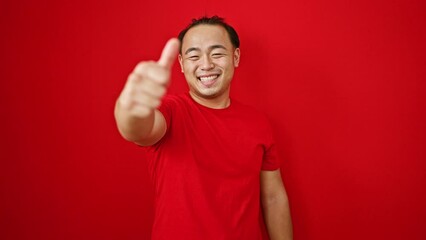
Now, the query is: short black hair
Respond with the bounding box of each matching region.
[177,16,240,53]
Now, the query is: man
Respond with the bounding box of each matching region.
[115,16,293,240]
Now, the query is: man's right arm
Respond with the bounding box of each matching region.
[114,38,180,146]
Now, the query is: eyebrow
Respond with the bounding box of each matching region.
[184,45,227,55]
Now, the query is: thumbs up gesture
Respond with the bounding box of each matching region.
[118,38,180,118]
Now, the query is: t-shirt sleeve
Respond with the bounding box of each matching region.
[157,94,175,130]
[261,119,281,171]
[262,143,281,170]
[141,95,175,150]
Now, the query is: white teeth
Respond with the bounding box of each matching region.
[199,75,218,82]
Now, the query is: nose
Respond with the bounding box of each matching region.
[200,55,214,70]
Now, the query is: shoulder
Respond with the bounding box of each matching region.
[162,93,188,104]
[160,93,192,110]
[231,99,271,124]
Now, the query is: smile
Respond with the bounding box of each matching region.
[197,74,220,87]
[198,74,220,82]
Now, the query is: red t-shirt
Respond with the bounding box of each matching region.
[143,93,280,239]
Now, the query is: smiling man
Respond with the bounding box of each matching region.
[179,23,239,108]
[115,16,293,240]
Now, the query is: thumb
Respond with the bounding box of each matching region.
[158,38,180,69]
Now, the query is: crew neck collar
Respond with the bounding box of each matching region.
[185,92,233,111]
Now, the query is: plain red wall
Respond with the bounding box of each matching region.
[1,0,425,239]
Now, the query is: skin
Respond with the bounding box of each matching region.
[114,38,179,146]
[178,24,240,109]
[261,170,293,240]
[114,24,293,240]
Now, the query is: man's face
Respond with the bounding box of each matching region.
[179,24,240,100]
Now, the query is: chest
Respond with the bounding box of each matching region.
[163,110,266,176]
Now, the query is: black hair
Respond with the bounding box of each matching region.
[177,16,240,53]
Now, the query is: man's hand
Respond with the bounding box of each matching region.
[118,38,180,118]
[115,38,180,145]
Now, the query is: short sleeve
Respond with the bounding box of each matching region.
[141,94,176,150]
[261,119,281,171]
[157,94,175,130]
[262,143,281,170]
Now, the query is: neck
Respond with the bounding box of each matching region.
[189,91,231,109]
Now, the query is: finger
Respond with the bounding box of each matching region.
[127,72,142,84]
[133,62,169,85]
[138,79,167,98]
[157,38,180,69]
[133,93,162,109]
[129,104,152,118]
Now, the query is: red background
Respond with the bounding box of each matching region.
[1,0,425,239]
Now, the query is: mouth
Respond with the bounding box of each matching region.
[197,74,220,81]
[197,74,220,87]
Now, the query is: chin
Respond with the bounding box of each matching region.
[196,91,219,99]
[196,87,228,99]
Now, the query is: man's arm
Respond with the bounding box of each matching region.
[114,38,179,146]
[114,105,167,146]
[260,169,293,240]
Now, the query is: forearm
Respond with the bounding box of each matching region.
[262,193,293,240]
[114,99,156,143]
[114,38,178,146]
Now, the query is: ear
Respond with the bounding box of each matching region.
[178,54,184,73]
[233,48,240,67]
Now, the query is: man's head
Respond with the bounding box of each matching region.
[178,16,240,53]
[178,16,241,103]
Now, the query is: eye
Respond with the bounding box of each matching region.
[188,55,199,61]
[212,53,225,58]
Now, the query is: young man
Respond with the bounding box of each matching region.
[115,16,293,240]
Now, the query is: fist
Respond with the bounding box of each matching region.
[118,38,180,118]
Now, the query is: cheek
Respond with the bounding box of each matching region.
[216,58,232,68]
[183,62,198,72]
